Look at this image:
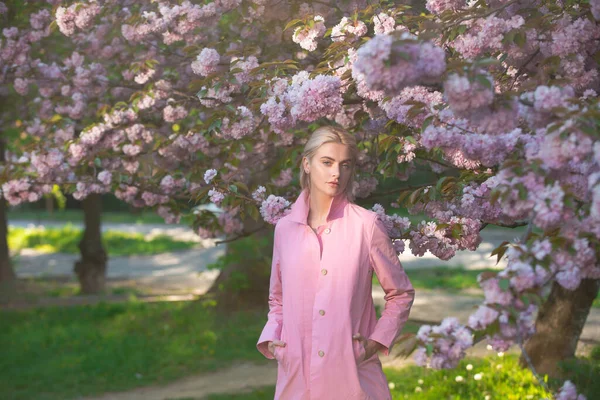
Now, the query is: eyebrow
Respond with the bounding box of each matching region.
[320,156,353,163]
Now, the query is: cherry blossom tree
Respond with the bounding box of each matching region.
[2,0,599,396]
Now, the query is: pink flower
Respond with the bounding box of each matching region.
[353,33,446,95]
[191,48,220,76]
[260,195,291,225]
[97,171,112,185]
[292,16,326,51]
[208,188,225,205]
[373,13,396,35]
[556,380,587,400]
[204,169,217,184]
[426,0,464,15]
[444,72,494,114]
[331,17,367,42]
[163,105,188,122]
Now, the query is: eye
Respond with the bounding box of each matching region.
[342,164,351,169]
[323,161,332,165]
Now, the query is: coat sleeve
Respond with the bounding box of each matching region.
[368,216,415,356]
[256,223,283,359]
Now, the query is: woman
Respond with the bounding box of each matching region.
[257,125,415,399]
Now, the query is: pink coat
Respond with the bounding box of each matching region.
[257,188,415,400]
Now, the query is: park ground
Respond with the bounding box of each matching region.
[1,215,599,399]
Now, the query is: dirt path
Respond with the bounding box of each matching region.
[79,339,596,400]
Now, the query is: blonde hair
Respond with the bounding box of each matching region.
[299,125,359,202]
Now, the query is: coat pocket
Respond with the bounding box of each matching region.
[353,339,366,365]
[273,342,288,372]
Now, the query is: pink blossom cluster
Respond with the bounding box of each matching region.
[421,120,523,168]
[373,13,397,35]
[121,1,220,45]
[230,56,259,85]
[157,205,181,224]
[592,0,600,21]
[292,16,326,51]
[204,169,217,184]
[198,83,235,108]
[218,207,244,235]
[191,48,220,77]
[352,176,378,198]
[140,191,170,207]
[542,16,600,59]
[73,181,112,201]
[252,185,267,202]
[97,170,112,185]
[1,178,49,205]
[56,2,101,36]
[353,33,446,95]
[331,17,367,42]
[348,48,385,102]
[413,317,473,369]
[159,175,187,195]
[371,204,411,246]
[556,380,587,400]
[408,215,482,260]
[551,243,599,291]
[260,195,292,225]
[30,149,66,180]
[378,86,443,128]
[444,72,494,115]
[451,15,525,59]
[208,188,225,205]
[272,168,293,187]
[219,106,257,140]
[288,72,342,122]
[426,0,465,15]
[396,138,417,164]
[163,105,188,122]
[260,72,342,133]
[114,184,139,204]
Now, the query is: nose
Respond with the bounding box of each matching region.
[332,164,340,178]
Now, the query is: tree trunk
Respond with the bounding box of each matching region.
[0,137,15,284]
[520,278,600,378]
[205,212,272,312]
[204,156,275,312]
[73,193,107,294]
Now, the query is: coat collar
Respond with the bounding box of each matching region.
[287,188,349,225]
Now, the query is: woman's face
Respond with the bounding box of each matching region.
[303,142,353,198]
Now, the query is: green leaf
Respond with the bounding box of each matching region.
[498,278,510,292]
[283,19,303,32]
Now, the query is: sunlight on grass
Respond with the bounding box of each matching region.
[8,225,198,256]
[0,301,268,400]
[205,352,600,399]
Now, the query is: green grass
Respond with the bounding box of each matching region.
[8,209,172,225]
[206,351,600,400]
[0,300,269,400]
[8,225,198,256]
[0,300,422,400]
[380,267,495,293]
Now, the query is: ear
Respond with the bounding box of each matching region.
[303,157,310,173]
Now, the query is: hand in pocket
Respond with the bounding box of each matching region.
[268,339,286,359]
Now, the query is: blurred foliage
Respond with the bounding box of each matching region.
[8,225,198,256]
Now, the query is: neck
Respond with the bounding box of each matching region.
[307,187,335,225]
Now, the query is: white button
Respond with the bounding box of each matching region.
[319,309,325,316]
[321,269,327,275]
[324,228,331,234]
[318,350,325,357]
